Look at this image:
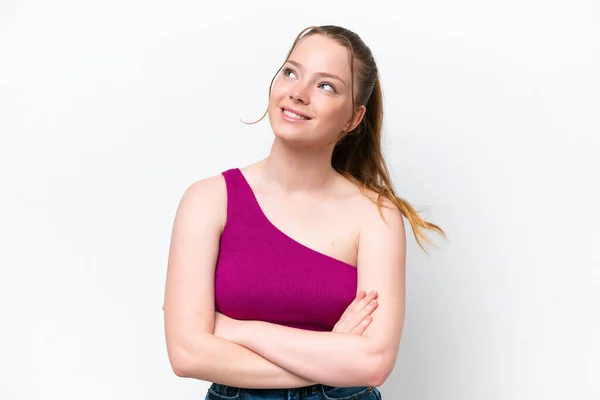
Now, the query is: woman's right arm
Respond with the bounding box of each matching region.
[163,176,316,388]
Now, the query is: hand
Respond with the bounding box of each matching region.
[333,290,379,334]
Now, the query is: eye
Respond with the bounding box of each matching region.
[319,82,336,93]
[283,68,297,78]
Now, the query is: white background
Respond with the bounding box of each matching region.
[1,0,598,399]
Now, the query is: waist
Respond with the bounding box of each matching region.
[209,383,322,397]
[208,383,379,399]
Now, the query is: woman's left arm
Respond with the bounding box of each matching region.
[218,201,406,387]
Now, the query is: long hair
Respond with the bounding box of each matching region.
[245,25,447,254]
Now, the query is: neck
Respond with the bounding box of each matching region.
[259,138,338,193]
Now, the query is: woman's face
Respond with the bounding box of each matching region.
[268,34,365,147]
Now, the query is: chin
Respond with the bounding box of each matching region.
[267,107,312,143]
[270,123,309,144]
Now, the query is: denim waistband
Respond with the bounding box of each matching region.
[208,382,379,400]
[210,382,322,397]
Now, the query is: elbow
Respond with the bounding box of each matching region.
[172,363,188,378]
[169,347,194,377]
[366,349,397,387]
[166,331,215,379]
[367,368,390,388]
[168,344,207,378]
[172,358,190,378]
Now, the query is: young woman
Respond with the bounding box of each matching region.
[163,25,446,400]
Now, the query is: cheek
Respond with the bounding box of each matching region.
[270,77,288,98]
[269,85,286,111]
[268,82,287,117]
[317,101,349,125]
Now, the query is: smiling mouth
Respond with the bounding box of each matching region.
[281,108,311,120]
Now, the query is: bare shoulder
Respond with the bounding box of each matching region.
[182,172,226,205]
[339,179,405,236]
[176,172,228,232]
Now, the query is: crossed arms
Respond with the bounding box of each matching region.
[163,177,406,388]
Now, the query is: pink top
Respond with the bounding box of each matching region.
[214,168,358,331]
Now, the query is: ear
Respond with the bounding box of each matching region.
[343,105,367,133]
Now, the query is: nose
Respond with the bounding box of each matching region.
[289,83,309,104]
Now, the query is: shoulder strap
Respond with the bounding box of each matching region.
[221,168,261,228]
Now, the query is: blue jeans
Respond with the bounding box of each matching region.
[205,383,382,400]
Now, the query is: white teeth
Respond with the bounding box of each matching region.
[283,109,309,120]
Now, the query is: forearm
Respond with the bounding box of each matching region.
[233,321,381,387]
[176,332,317,388]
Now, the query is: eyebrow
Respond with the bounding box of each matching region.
[286,59,347,86]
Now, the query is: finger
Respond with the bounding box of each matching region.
[363,299,378,316]
[356,290,378,311]
[353,299,378,326]
[351,315,372,334]
[336,290,371,330]
[345,298,378,332]
[343,290,367,316]
[349,290,366,308]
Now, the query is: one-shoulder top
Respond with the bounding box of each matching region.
[214,168,358,331]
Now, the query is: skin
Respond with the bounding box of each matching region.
[163,34,407,388]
